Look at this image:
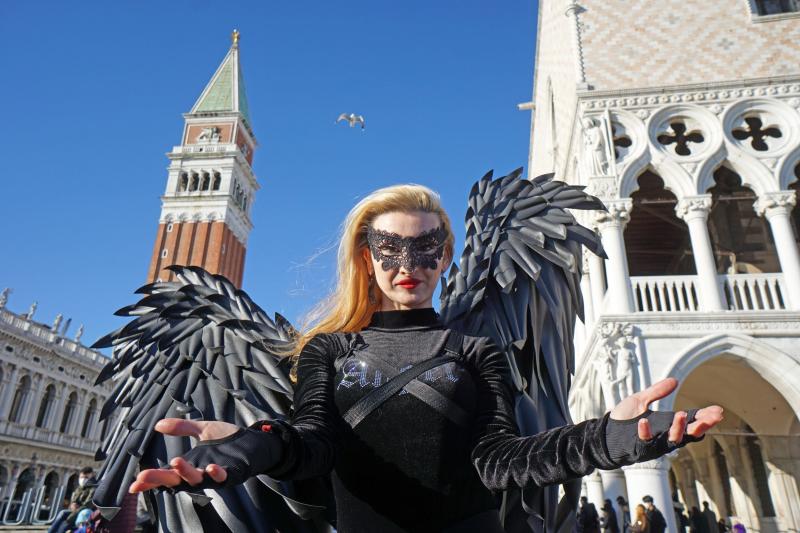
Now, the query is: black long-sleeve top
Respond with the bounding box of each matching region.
[267,308,618,532]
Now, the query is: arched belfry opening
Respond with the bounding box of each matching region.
[624,171,695,276]
[707,166,780,274]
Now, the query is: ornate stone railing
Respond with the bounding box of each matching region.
[0,309,106,367]
[171,143,241,155]
[631,275,700,312]
[0,421,99,454]
[630,273,789,312]
[720,273,788,311]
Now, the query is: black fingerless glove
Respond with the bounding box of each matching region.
[168,421,287,493]
[604,409,703,467]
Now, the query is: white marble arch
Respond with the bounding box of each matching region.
[657,333,800,421]
[777,143,800,191]
[696,152,778,197]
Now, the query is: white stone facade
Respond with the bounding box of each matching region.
[527,1,800,531]
[0,296,113,525]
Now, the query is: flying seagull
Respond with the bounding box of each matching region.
[336,113,365,130]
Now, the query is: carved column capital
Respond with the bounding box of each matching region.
[594,199,632,230]
[675,195,713,222]
[754,190,797,219]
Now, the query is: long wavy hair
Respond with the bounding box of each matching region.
[290,184,454,377]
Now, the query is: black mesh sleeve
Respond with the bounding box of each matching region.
[264,333,346,481]
[468,338,617,491]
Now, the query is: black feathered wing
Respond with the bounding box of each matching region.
[91,265,321,533]
[440,169,606,533]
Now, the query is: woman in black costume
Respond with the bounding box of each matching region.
[129,184,723,532]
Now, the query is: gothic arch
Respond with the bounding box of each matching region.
[778,143,800,190]
[620,160,695,201]
[659,333,800,420]
[697,152,777,197]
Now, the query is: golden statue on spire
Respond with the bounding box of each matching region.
[232,29,240,47]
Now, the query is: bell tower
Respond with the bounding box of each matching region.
[146,30,257,287]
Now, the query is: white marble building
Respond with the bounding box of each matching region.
[0,290,113,525]
[524,1,800,531]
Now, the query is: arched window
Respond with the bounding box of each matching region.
[8,375,32,423]
[59,391,78,433]
[65,474,78,500]
[81,398,97,438]
[201,172,210,191]
[212,172,222,191]
[12,468,34,503]
[190,173,199,192]
[707,166,780,273]
[625,171,695,276]
[36,471,60,521]
[35,384,56,428]
[179,172,188,192]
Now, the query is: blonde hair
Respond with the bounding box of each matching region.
[634,504,648,528]
[290,184,454,376]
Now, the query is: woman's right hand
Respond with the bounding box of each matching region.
[129,418,241,493]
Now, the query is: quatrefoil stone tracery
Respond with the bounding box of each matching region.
[656,120,705,156]
[731,115,783,152]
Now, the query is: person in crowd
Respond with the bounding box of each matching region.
[48,467,97,533]
[717,517,729,532]
[642,495,667,533]
[617,496,632,532]
[601,499,620,533]
[630,504,649,533]
[731,521,746,533]
[703,501,718,532]
[577,496,602,533]
[690,506,709,533]
[674,502,690,533]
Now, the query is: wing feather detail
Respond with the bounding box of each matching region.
[91,266,318,532]
[440,169,606,532]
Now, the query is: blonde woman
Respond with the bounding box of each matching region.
[126,184,722,532]
[630,504,650,533]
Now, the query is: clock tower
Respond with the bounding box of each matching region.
[146,30,257,287]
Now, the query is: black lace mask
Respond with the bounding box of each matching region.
[366,226,447,271]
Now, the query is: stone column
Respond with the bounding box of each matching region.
[0,366,20,420]
[50,387,69,433]
[586,470,605,511]
[3,464,21,508]
[589,252,607,316]
[22,375,45,426]
[594,200,635,314]
[70,392,88,436]
[623,457,676,532]
[600,469,628,531]
[755,191,800,311]
[580,254,596,330]
[676,196,725,311]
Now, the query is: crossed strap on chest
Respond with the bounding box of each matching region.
[340,330,470,429]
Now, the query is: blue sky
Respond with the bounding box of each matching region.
[0,1,538,347]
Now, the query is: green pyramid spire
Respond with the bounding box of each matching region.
[190,30,251,125]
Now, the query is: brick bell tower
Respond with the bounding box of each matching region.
[146,30,257,288]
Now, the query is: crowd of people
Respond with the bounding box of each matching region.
[576,495,747,533]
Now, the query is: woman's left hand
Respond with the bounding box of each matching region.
[609,377,723,443]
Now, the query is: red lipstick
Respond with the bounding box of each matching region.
[396,278,420,289]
